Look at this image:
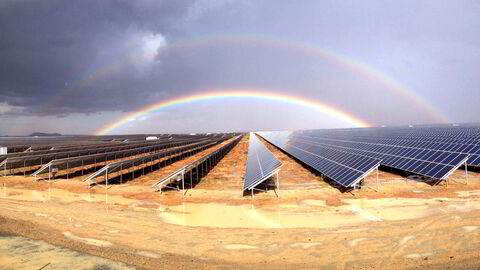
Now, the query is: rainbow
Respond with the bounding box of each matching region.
[95,90,371,135]
[43,35,449,124]
[162,35,449,123]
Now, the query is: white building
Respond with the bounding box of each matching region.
[146,136,158,141]
[0,147,7,155]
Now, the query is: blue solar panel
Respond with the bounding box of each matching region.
[243,133,282,191]
[288,131,470,180]
[297,126,480,167]
[258,132,381,188]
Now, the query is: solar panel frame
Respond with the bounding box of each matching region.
[243,133,283,192]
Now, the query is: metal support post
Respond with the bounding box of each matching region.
[277,172,280,197]
[465,161,468,185]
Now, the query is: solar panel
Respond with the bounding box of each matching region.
[243,133,282,191]
[288,131,470,180]
[258,132,381,188]
[304,131,480,167]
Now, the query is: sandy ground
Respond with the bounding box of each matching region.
[1,136,480,269]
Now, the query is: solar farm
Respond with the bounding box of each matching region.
[2,125,480,269]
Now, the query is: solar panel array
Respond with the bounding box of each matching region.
[259,125,478,184]
[3,135,213,172]
[298,126,480,167]
[0,134,171,153]
[243,133,282,191]
[258,132,381,188]
[31,137,216,177]
[152,135,243,191]
[290,135,468,180]
[86,136,231,185]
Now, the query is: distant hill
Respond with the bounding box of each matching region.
[29,132,62,137]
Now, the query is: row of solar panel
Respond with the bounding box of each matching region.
[251,127,477,190]
[289,135,469,180]
[258,132,381,188]
[305,126,480,145]
[243,134,282,191]
[312,133,480,148]
[295,132,480,167]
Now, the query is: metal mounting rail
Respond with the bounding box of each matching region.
[84,165,110,185]
[84,138,229,187]
[151,135,243,193]
[150,165,188,192]
[31,161,54,177]
[1,158,7,177]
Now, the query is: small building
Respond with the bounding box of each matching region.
[146,136,158,141]
[0,146,7,155]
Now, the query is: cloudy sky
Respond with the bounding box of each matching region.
[0,0,479,135]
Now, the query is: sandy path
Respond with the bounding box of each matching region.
[2,177,480,269]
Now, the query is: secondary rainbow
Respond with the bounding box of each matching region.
[43,35,449,123]
[95,90,371,135]
[165,35,449,123]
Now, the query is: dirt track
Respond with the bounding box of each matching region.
[1,136,480,269]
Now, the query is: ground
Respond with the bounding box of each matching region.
[1,136,480,269]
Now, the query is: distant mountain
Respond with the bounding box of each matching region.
[29,132,62,137]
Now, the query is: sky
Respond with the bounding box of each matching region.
[0,0,479,135]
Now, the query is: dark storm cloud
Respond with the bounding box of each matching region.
[0,0,479,135]
[0,0,199,114]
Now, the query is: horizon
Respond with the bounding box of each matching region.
[2,121,480,137]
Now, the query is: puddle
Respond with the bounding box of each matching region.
[157,202,364,229]
[343,197,480,221]
[1,187,137,205]
[0,236,133,270]
[5,187,480,230]
[155,195,480,229]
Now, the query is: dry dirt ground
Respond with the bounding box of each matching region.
[1,135,480,269]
